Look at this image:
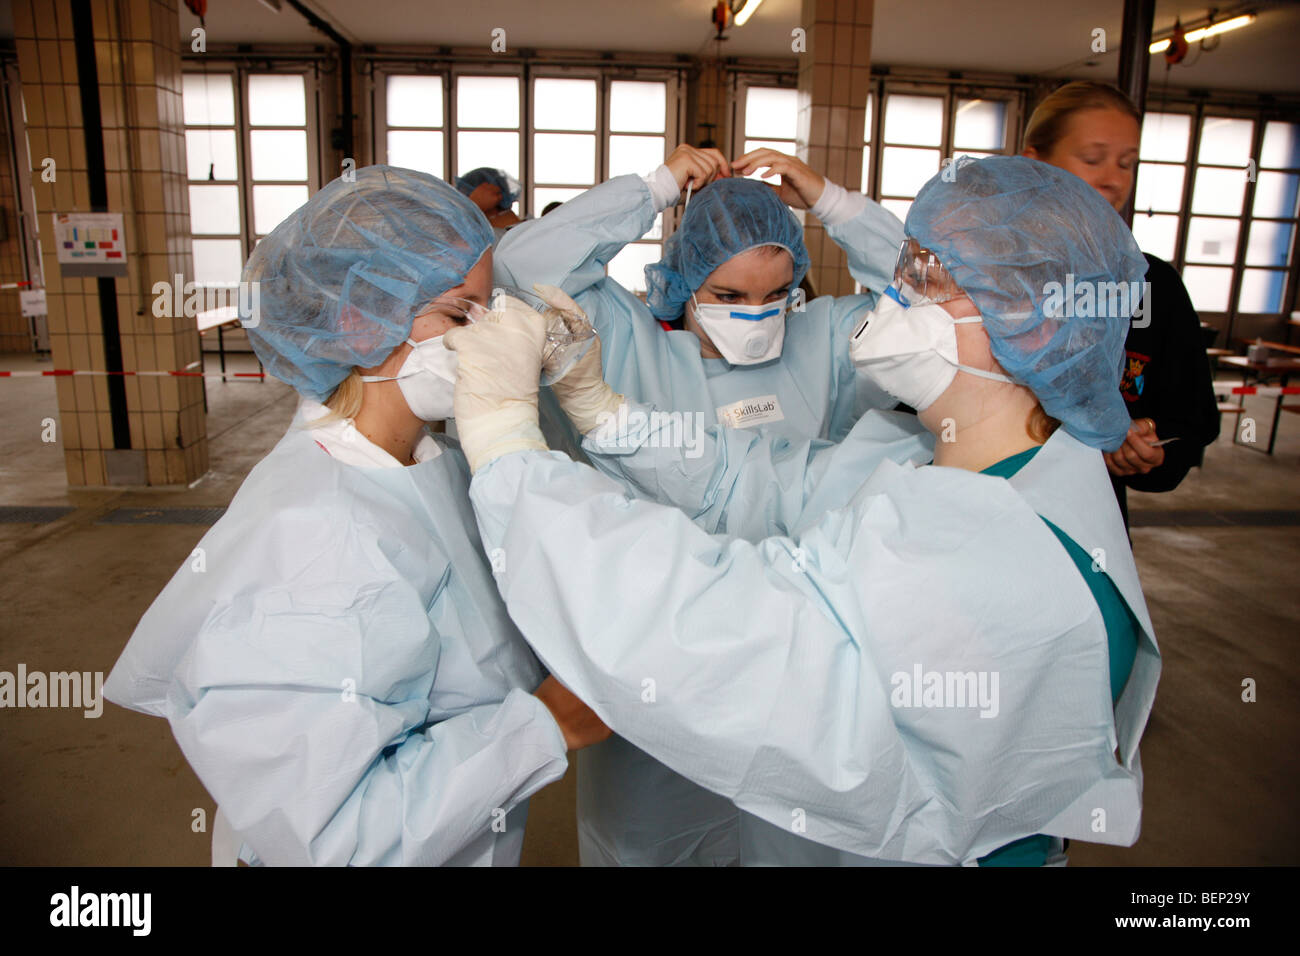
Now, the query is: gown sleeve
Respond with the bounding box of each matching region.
[468,447,1126,864]
[494,174,660,301]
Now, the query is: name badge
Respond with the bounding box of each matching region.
[716,395,785,429]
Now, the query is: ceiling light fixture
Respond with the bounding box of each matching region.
[734,0,765,27]
[1149,13,1255,54]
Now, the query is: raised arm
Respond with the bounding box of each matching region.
[732,147,904,294]
[495,145,731,300]
[494,174,661,299]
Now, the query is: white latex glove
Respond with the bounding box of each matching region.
[443,295,549,473]
[533,284,625,435]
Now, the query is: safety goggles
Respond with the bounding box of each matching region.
[415,295,489,326]
[892,239,964,305]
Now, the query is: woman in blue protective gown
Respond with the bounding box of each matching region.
[493,145,905,866]
[103,166,608,866]
[446,156,1162,866]
[497,145,903,445]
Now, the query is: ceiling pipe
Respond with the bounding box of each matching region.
[284,0,353,159]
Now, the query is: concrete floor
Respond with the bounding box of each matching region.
[0,350,1295,866]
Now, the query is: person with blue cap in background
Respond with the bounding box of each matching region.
[103,165,609,866]
[446,155,1162,866]
[456,166,525,239]
[492,143,905,867]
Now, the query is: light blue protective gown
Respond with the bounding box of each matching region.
[494,172,904,866]
[104,420,568,866]
[467,406,1161,865]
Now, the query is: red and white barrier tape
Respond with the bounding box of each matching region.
[0,361,264,380]
[1215,385,1300,396]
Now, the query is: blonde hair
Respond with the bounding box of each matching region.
[310,369,364,427]
[1027,403,1061,443]
[1023,81,1141,157]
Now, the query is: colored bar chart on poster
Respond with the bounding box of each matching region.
[53,212,128,277]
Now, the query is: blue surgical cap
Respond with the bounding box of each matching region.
[242,165,493,402]
[905,156,1148,451]
[644,177,810,321]
[455,167,521,211]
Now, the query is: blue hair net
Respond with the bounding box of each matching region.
[455,167,521,211]
[644,177,810,321]
[905,156,1148,451]
[242,165,493,401]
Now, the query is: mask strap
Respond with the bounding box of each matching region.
[956,364,1013,384]
[948,315,1012,383]
[358,337,427,382]
[683,180,693,215]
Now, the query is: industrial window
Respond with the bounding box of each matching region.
[605,78,670,294]
[182,70,317,288]
[456,73,523,211]
[737,85,798,164]
[1134,109,1299,317]
[865,85,1014,224]
[384,74,445,179]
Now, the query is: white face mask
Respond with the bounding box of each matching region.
[849,286,1011,412]
[360,335,457,422]
[691,296,787,365]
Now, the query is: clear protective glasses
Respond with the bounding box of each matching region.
[892,238,965,306]
[489,285,596,386]
[415,295,490,327]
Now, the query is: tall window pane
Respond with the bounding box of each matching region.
[1185,217,1239,265]
[534,78,595,131]
[250,130,308,180]
[1260,121,1300,169]
[1252,172,1300,219]
[1139,112,1190,162]
[610,81,666,133]
[387,131,444,178]
[953,98,1005,151]
[387,75,443,128]
[884,95,943,147]
[1131,214,1179,261]
[609,135,664,178]
[183,74,235,126]
[248,74,305,126]
[185,129,237,181]
[745,87,798,140]
[534,133,595,184]
[1191,167,1246,216]
[1197,117,1253,167]
[457,75,519,129]
[1181,265,1232,312]
[457,131,519,179]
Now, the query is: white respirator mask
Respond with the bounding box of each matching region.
[692,296,788,365]
[849,285,1011,412]
[361,334,458,422]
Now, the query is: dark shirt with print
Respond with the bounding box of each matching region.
[1111,253,1221,523]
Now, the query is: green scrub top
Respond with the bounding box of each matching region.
[974,445,1141,867]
